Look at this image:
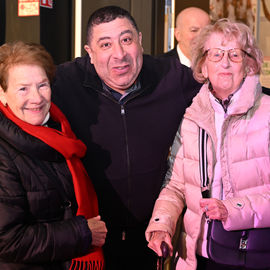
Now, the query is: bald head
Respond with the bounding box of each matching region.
[175,7,210,60]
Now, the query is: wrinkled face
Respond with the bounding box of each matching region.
[0,64,51,125]
[175,12,210,59]
[202,33,246,99]
[85,17,144,93]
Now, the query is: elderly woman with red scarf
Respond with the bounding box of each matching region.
[0,41,107,270]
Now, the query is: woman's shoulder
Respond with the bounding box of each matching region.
[260,92,270,106]
[0,113,64,161]
[253,92,270,123]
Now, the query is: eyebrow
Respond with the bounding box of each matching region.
[16,78,49,86]
[97,29,133,43]
[189,26,200,30]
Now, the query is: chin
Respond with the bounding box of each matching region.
[25,119,44,126]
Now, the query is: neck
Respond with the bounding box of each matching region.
[213,91,233,101]
[102,78,141,96]
[179,45,190,61]
[209,79,245,101]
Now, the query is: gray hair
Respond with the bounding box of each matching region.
[191,18,263,83]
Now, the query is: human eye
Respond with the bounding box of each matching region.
[17,86,28,95]
[39,82,49,89]
[230,49,241,60]
[121,36,132,45]
[190,27,199,33]
[208,49,222,61]
[100,42,111,49]
[213,50,222,57]
[19,86,27,91]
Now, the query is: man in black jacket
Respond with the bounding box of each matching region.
[263,86,270,95]
[162,7,210,67]
[52,5,201,270]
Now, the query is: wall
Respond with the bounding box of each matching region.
[4,0,209,60]
[175,0,209,14]
[4,0,71,65]
[0,1,6,45]
[40,0,72,64]
[5,0,40,43]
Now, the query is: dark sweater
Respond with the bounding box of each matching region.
[52,54,201,231]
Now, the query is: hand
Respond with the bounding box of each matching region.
[148,231,173,257]
[200,198,228,222]
[87,215,107,247]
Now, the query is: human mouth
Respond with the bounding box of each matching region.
[25,106,45,113]
[112,64,130,74]
[219,72,232,76]
[115,65,128,69]
[27,107,42,111]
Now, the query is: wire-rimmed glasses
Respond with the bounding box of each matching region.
[203,48,251,63]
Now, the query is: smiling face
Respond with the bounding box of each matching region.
[0,64,51,125]
[202,32,246,99]
[84,17,144,94]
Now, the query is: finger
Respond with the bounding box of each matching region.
[92,215,101,220]
[208,208,226,220]
[199,198,213,207]
[148,241,162,256]
[164,236,173,256]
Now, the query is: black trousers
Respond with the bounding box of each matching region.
[196,255,270,270]
[103,227,157,270]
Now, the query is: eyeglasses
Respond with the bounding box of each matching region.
[203,48,250,63]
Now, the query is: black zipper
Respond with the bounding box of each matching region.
[93,87,148,235]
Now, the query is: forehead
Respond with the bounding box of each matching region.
[205,32,239,49]
[181,12,209,29]
[7,64,46,83]
[90,17,137,41]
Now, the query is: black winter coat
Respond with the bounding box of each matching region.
[159,47,179,60]
[52,54,201,233]
[0,113,92,270]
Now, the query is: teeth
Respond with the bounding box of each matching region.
[29,108,41,111]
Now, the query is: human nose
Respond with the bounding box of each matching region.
[30,87,43,102]
[221,51,230,67]
[113,42,126,59]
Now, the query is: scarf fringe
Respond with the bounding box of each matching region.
[69,259,104,270]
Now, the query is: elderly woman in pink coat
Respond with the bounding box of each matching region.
[146,19,270,270]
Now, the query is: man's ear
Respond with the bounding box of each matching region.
[138,32,144,53]
[0,86,7,106]
[174,28,181,43]
[138,32,142,45]
[84,45,93,64]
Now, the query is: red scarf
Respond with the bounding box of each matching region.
[0,102,104,270]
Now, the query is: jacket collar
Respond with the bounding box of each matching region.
[0,112,64,162]
[184,75,261,145]
[185,75,261,124]
[78,55,103,90]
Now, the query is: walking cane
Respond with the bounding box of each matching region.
[157,241,170,270]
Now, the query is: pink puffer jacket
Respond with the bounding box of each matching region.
[146,75,270,270]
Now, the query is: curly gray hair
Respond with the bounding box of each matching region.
[191,18,263,83]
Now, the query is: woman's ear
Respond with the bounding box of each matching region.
[0,86,7,106]
[201,63,208,79]
[245,60,256,76]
